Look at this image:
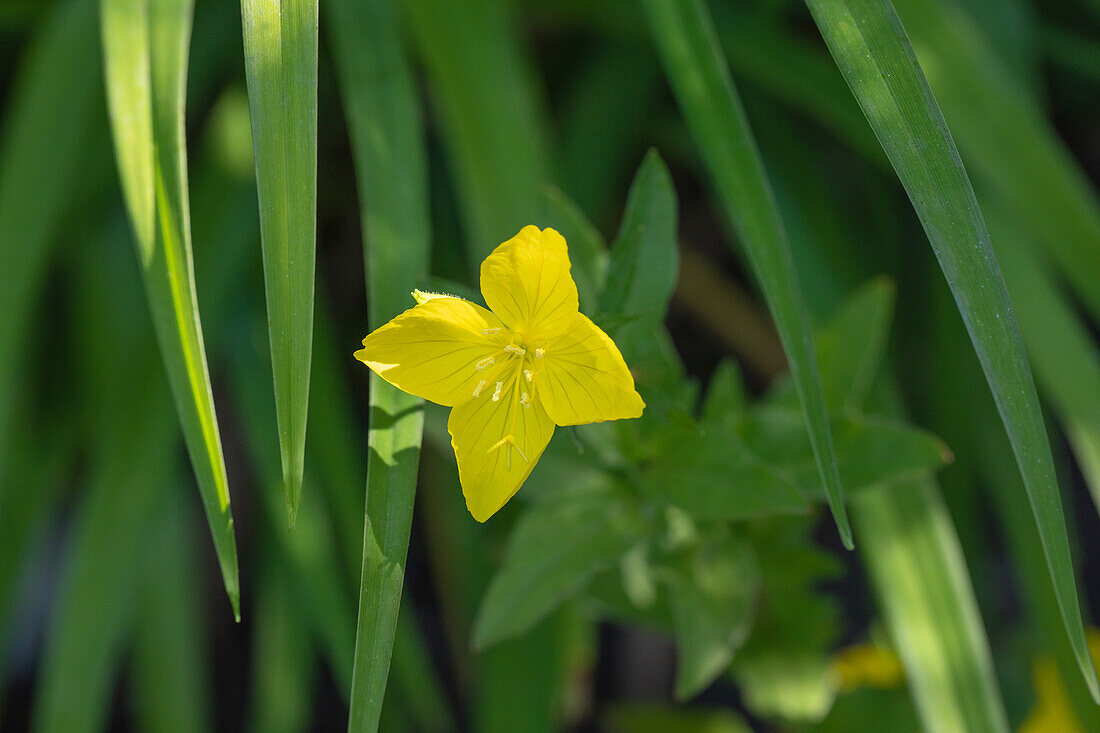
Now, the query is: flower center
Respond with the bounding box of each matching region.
[472,329,546,406]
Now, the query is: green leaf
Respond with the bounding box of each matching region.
[668,536,759,699]
[643,407,947,522]
[326,0,430,728]
[804,0,1099,700]
[644,0,853,548]
[733,517,841,720]
[0,0,101,471]
[598,150,683,387]
[814,277,896,413]
[600,150,679,333]
[701,360,746,423]
[474,486,648,649]
[100,0,240,618]
[639,421,807,521]
[743,409,952,498]
[240,0,318,525]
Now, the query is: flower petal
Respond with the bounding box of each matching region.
[480,225,579,338]
[355,296,509,407]
[535,312,646,425]
[448,371,556,521]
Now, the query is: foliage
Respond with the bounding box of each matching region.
[2,0,1099,730]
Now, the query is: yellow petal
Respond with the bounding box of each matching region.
[448,370,556,521]
[535,312,645,425]
[480,225,579,339]
[355,296,509,407]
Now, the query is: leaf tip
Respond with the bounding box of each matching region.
[284,475,302,529]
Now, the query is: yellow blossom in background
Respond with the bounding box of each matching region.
[355,225,645,521]
[1019,629,1100,733]
[832,643,905,693]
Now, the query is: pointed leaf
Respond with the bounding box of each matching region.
[240,0,318,524]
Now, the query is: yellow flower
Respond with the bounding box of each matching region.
[355,225,645,521]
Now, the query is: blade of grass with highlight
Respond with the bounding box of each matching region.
[804,0,1100,700]
[100,0,240,618]
[240,0,318,526]
[0,0,100,469]
[643,0,853,548]
[327,0,429,729]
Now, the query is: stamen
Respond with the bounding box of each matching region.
[482,327,501,335]
[504,344,526,356]
[534,348,545,359]
[486,435,530,467]
[524,369,533,382]
[472,380,485,397]
[520,392,531,408]
[491,381,503,402]
[476,356,495,371]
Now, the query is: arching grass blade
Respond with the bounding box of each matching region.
[643,0,853,548]
[803,0,1100,700]
[100,0,240,619]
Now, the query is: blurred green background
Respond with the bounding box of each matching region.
[3,0,1100,730]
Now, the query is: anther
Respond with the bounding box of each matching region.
[482,327,501,335]
[491,381,503,402]
[520,392,531,408]
[472,380,485,397]
[534,348,545,359]
[476,356,495,371]
[504,344,526,356]
[524,369,533,382]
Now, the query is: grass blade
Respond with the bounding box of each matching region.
[986,201,1100,516]
[748,91,1013,733]
[804,0,1100,700]
[891,0,1100,322]
[327,0,430,728]
[642,0,853,548]
[855,476,1010,732]
[0,0,100,467]
[100,0,240,618]
[240,0,318,525]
